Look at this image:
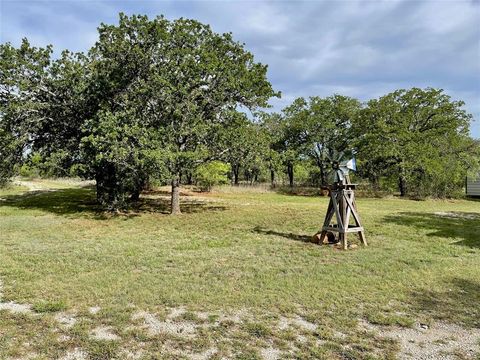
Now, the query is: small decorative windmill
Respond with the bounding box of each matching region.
[317,151,367,249]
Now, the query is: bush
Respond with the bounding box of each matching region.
[19,163,38,178]
[40,150,72,178]
[294,162,311,185]
[195,161,231,191]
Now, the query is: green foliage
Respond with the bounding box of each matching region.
[0,40,51,186]
[260,112,299,187]
[260,89,477,196]
[259,112,285,186]
[0,139,16,187]
[80,109,164,208]
[18,164,36,178]
[14,151,74,179]
[0,38,91,187]
[0,15,477,201]
[195,161,231,191]
[0,13,278,209]
[216,111,270,185]
[39,151,72,178]
[15,153,41,178]
[353,88,476,198]
[294,162,311,185]
[280,95,361,185]
[85,13,277,210]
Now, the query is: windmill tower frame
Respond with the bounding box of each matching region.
[319,183,367,249]
[318,156,367,249]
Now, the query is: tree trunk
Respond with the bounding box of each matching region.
[130,188,141,202]
[186,171,193,185]
[245,170,251,184]
[95,172,104,203]
[371,176,380,191]
[287,163,294,187]
[233,164,240,185]
[270,169,276,188]
[399,175,407,197]
[320,164,327,186]
[131,175,146,202]
[171,175,181,214]
[95,164,120,210]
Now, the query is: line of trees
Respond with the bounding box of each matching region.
[1,14,479,213]
[268,91,479,198]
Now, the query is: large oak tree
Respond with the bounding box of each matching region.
[353,88,475,197]
[281,95,361,185]
[89,14,278,212]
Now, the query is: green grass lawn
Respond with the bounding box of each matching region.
[0,179,479,359]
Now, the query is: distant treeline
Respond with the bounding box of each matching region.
[1,14,479,212]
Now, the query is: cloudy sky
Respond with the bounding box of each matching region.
[1,0,479,137]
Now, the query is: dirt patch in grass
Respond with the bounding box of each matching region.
[55,312,77,329]
[0,279,33,314]
[189,347,218,360]
[88,306,101,315]
[132,310,197,337]
[290,315,317,331]
[260,346,281,360]
[90,326,120,341]
[0,301,32,314]
[359,319,480,359]
[2,300,478,359]
[434,211,479,220]
[61,348,87,360]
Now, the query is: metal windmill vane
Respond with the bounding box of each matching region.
[327,151,356,185]
[316,150,367,249]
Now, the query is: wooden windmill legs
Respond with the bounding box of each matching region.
[319,187,366,249]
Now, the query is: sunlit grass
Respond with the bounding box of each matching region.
[0,180,479,358]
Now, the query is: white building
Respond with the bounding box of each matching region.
[466,176,480,196]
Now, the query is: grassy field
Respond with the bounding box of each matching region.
[0,179,479,359]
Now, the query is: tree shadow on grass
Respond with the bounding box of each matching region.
[273,186,327,197]
[252,226,313,243]
[0,187,227,218]
[142,188,196,197]
[0,186,104,217]
[134,196,227,215]
[411,278,480,327]
[383,211,480,248]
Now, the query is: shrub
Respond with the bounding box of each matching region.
[294,163,310,185]
[19,164,38,178]
[195,161,231,191]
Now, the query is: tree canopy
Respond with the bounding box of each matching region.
[353,88,475,197]
[87,14,278,212]
[281,95,361,185]
[1,14,478,208]
[1,14,279,211]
